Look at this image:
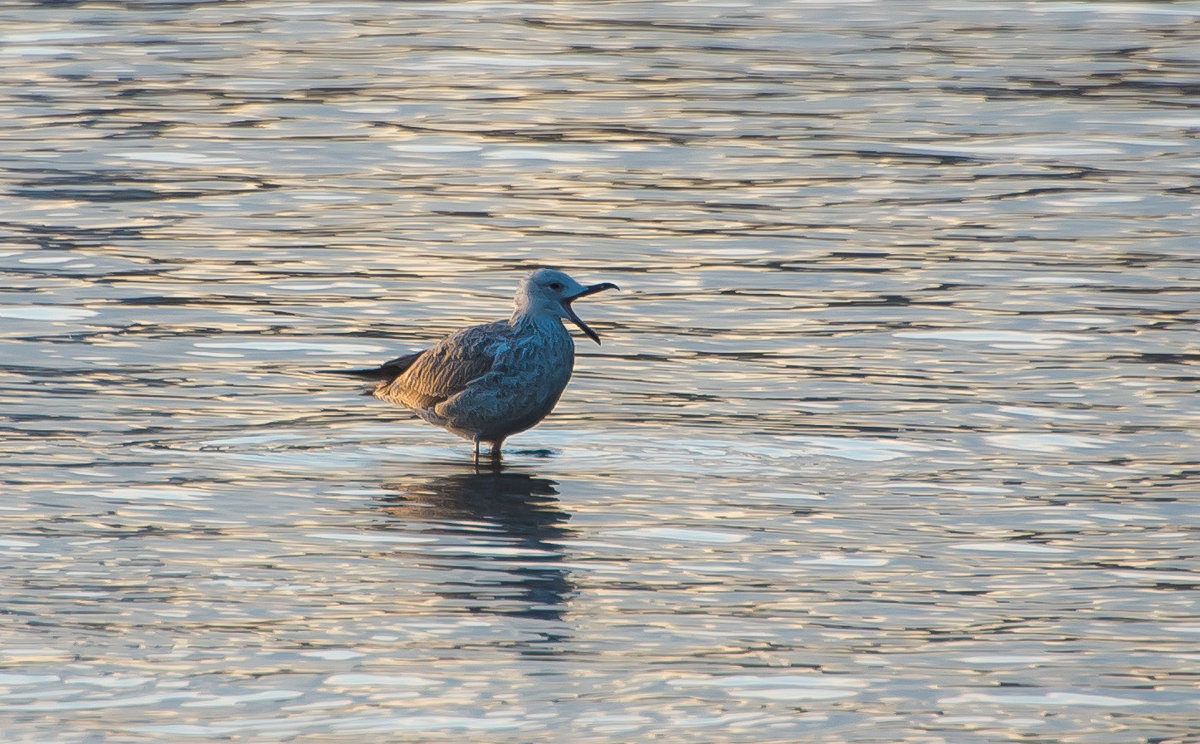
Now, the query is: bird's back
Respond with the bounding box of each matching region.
[374,317,576,442]
[373,321,508,410]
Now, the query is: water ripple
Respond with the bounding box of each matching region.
[1,1,1197,742]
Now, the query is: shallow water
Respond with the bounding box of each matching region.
[1,1,1198,742]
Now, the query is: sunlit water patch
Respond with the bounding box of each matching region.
[0,1,1197,742]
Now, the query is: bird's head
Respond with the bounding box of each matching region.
[515,268,619,344]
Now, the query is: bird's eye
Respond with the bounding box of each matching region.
[548,282,563,291]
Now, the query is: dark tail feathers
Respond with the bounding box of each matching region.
[327,350,424,384]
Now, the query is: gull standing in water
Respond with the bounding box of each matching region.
[342,269,618,463]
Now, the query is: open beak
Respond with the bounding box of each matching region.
[562,282,619,345]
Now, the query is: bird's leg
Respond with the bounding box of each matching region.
[473,435,481,465]
[489,439,504,463]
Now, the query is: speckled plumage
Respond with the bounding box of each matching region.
[362,269,617,462]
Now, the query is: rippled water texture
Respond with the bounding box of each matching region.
[2,1,1199,742]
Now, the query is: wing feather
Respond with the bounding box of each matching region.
[373,322,506,410]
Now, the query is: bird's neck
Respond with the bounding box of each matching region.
[510,306,566,335]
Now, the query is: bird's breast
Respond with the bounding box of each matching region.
[504,318,575,382]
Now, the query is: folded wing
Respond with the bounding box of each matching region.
[373,322,506,410]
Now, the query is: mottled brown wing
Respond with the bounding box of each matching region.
[373,322,505,410]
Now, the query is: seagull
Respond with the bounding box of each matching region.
[342,269,618,463]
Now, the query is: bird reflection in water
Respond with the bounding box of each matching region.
[378,470,574,627]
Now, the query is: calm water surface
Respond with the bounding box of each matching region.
[1,1,1198,742]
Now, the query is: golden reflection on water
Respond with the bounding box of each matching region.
[0,1,1198,742]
